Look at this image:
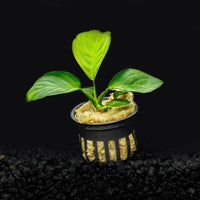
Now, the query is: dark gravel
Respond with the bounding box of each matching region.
[0,147,200,200]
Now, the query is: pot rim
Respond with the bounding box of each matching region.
[70,100,138,126]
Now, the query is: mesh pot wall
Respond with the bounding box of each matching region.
[70,101,138,162]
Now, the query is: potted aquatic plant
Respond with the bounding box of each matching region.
[26,30,163,162]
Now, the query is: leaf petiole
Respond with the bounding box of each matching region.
[92,80,97,101]
[80,87,98,109]
[97,88,109,106]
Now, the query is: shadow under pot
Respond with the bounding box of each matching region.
[70,101,138,162]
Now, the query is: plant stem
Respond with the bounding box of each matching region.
[97,88,109,106]
[93,80,97,102]
[80,88,98,109]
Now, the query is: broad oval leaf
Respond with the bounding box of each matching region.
[72,30,111,80]
[26,71,81,102]
[106,99,130,108]
[108,68,163,93]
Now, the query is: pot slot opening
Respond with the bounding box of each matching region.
[129,133,137,155]
[97,141,106,162]
[86,140,95,161]
[119,137,128,160]
[108,140,117,161]
[81,137,86,160]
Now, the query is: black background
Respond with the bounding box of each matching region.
[2,0,200,153]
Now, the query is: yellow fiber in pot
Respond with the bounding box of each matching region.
[75,92,135,123]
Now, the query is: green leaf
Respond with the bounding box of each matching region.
[80,86,98,108]
[26,71,81,102]
[106,99,130,108]
[81,86,98,108]
[113,90,128,99]
[81,86,94,97]
[108,68,163,93]
[97,88,109,106]
[72,30,111,81]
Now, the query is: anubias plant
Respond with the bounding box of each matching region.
[26,30,163,111]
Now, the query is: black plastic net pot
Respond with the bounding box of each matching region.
[70,101,138,162]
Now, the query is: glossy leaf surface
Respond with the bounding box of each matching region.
[106,99,130,108]
[72,30,111,80]
[26,71,81,102]
[113,90,128,99]
[108,68,163,93]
